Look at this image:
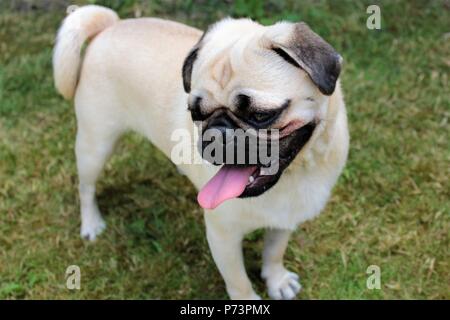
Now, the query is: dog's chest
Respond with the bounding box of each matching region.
[210,161,338,232]
[256,168,335,228]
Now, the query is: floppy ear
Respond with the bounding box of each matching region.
[182,28,211,93]
[268,22,342,95]
[182,46,200,93]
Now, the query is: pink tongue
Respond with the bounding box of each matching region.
[198,165,257,210]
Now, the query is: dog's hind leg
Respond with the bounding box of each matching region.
[261,228,301,300]
[75,122,122,241]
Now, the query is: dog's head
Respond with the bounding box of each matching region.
[182,18,342,209]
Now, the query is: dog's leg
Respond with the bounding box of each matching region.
[261,228,301,300]
[76,126,120,241]
[205,216,260,300]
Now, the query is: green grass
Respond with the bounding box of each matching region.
[0,0,448,299]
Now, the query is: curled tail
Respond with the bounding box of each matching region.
[53,5,119,100]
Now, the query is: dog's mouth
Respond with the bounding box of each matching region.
[197,165,280,210]
[197,165,258,210]
[197,122,316,209]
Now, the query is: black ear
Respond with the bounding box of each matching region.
[271,22,342,95]
[182,28,213,93]
[182,46,200,93]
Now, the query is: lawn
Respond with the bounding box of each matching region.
[0,0,448,299]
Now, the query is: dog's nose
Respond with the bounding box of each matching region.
[207,114,238,145]
[208,115,236,133]
[201,114,238,166]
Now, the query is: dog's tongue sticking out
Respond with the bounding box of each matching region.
[197,165,257,210]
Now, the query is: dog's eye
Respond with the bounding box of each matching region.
[248,111,280,127]
[246,100,289,127]
[252,112,272,122]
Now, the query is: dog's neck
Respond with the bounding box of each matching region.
[290,81,346,170]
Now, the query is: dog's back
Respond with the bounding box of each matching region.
[53,6,202,156]
[53,5,201,104]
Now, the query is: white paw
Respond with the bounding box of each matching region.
[80,216,106,241]
[263,269,301,300]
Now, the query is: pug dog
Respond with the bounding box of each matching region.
[53,5,349,300]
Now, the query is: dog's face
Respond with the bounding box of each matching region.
[183,19,342,209]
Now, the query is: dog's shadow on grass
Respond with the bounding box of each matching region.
[95,174,265,297]
[96,174,200,244]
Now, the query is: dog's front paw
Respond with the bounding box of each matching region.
[263,268,301,300]
[80,216,106,241]
[227,287,262,300]
[229,291,262,300]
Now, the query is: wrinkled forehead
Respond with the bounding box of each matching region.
[192,30,316,105]
[191,19,265,87]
